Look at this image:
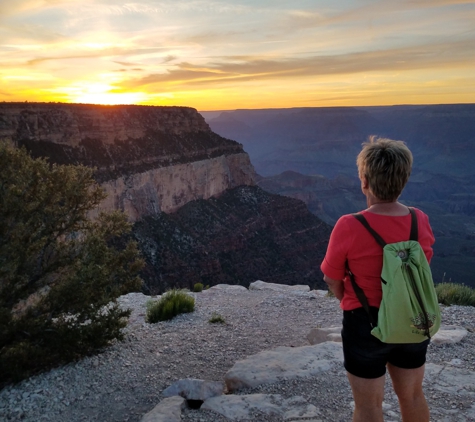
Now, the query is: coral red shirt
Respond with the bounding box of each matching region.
[320,208,435,311]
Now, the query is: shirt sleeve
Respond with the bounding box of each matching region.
[320,215,352,280]
[417,210,435,263]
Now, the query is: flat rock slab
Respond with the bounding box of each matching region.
[206,284,248,292]
[225,341,343,391]
[312,290,329,298]
[202,394,321,421]
[249,280,310,292]
[431,325,468,345]
[425,363,475,396]
[307,326,342,345]
[140,396,186,422]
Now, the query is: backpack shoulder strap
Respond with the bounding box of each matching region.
[346,264,377,328]
[355,207,418,244]
[353,213,386,247]
[408,207,418,241]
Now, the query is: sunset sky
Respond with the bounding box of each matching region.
[1,0,474,110]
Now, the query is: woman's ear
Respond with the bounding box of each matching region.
[361,176,369,191]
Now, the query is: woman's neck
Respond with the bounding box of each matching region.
[365,194,409,216]
[366,200,409,216]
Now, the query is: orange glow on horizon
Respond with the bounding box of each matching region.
[1,1,474,110]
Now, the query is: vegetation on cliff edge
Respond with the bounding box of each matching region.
[0,144,144,386]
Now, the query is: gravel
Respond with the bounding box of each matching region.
[0,288,474,422]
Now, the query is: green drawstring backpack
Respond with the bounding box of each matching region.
[348,207,441,343]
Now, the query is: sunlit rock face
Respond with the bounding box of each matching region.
[0,103,256,220]
[99,153,255,219]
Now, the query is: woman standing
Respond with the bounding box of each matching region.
[320,137,435,422]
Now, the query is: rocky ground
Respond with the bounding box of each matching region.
[1,285,474,422]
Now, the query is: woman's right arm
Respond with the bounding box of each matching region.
[323,275,344,300]
[321,216,352,301]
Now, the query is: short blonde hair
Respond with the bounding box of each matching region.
[357,136,413,201]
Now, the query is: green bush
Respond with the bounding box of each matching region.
[146,290,195,323]
[193,283,204,292]
[209,312,226,324]
[436,283,475,307]
[0,144,144,386]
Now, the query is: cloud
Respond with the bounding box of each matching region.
[405,0,475,6]
[162,55,177,63]
[113,60,139,66]
[118,38,475,91]
[25,46,173,66]
[282,0,475,30]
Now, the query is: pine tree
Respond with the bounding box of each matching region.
[0,143,144,386]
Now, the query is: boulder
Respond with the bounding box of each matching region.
[431,325,468,345]
[162,378,224,400]
[140,396,186,422]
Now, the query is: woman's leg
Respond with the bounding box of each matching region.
[387,363,429,422]
[347,372,385,422]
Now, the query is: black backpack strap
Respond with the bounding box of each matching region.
[353,213,386,247]
[408,207,418,241]
[348,212,385,328]
[346,264,377,328]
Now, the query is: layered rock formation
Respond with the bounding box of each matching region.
[1,102,331,292]
[135,185,332,294]
[0,103,255,219]
[257,171,366,225]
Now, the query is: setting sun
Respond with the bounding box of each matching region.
[1,1,474,109]
[69,83,145,105]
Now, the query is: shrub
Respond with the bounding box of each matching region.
[435,283,475,307]
[209,312,226,324]
[193,283,204,293]
[146,290,195,323]
[0,144,144,386]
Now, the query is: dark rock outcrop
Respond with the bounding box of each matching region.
[134,186,331,294]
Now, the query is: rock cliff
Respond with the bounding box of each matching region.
[0,103,255,219]
[135,185,332,294]
[1,102,331,292]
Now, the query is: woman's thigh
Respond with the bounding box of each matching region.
[342,307,391,379]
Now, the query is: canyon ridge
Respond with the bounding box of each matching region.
[0,102,331,293]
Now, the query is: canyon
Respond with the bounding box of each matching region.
[204,104,475,287]
[0,103,254,219]
[0,102,331,293]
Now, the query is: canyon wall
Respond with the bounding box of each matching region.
[0,102,332,292]
[204,104,475,287]
[0,103,255,219]
[135,185,332,294]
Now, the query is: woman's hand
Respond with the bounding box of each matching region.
[323,275,344,301]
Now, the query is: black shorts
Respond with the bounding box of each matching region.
[342,307,430,379]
